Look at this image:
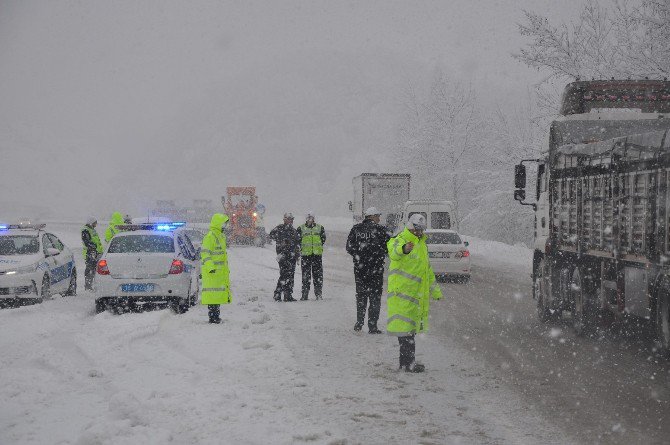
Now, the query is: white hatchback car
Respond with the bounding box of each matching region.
[94,223,200,314]
[425,229,471,283]
[0,223,77,306]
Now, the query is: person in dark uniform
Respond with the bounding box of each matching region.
[81,217,103,290]
[346,207,390,333]
[297,212,326,300]
[269,212,300,302]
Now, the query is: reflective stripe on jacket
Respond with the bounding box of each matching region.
[386,227,442,336]
[299,224,324,256]
[201,213,232,305]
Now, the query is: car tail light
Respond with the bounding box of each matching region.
[97,259,110,275]
[455,250,470,259]
[169,259,184,274]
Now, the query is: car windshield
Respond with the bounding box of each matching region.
[431,212,451,229]
[425,232,461,245]
[108,235,175,253]
[0,235,40,255]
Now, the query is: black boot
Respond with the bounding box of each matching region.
[404,362,425,373]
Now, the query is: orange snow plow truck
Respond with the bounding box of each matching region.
[222,187,267,246]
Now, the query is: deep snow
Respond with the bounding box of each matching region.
[0,225,562,445]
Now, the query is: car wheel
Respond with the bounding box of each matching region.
[40,275,51,302]
[64,268,77,296]
[95,299,106,314]
[172,298,189,314]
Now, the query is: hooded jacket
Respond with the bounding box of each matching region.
[200,213,232,305]
[104,212,124,243]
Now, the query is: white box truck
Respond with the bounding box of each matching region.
[350,173,410,233]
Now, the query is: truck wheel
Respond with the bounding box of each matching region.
[571,268,594,336]
[535,259,552,322]
[656,289,670,356]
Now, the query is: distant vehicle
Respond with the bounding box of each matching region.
[0,223,76,306]
[513,79,670,351]
[94,222,199,314]
[425,230,470,283]
[223,187,266,246]
[350,173,410,233]
[400,200,456,233]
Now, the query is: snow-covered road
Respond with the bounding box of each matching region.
[0,225,568,445]
[1,225,668,444]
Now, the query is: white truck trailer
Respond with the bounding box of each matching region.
[514,79,670,353]
[350,173,410,233]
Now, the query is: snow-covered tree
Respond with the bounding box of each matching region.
[515,0,669,90]
[394,71,479,227]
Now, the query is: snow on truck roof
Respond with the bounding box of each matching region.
[556,129,670,161]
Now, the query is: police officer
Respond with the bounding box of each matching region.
[200,213,232,323]
[269,213,300,302]
[81,217,103,290]
[297,212,326,300]
[346,207,389,333]
[387,214,443,372]
[105,212,124,243]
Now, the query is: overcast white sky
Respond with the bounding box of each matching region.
[0,0,584,221]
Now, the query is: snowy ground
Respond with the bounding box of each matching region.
[0,223,569,445]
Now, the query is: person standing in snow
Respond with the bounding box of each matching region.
[268,213,300,302]
[346,207,389,333]
[297,212,326,300]
[200,213,232,324]
[81,217,103,290]
[386,214,442,373]
[104,211,124,243]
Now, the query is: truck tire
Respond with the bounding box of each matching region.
[656,289,670,356]
[571,268,595,336]
[535,258,552,322]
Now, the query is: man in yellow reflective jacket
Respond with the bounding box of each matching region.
[104,212,124,243]
[200,213,232,323]
[386,213,443,372]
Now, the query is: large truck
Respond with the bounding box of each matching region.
[514,80,670,352]
[222,187,266,246]
[350,173,410,233]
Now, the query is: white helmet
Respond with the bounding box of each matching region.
[86,217,97,226]
[364,207,381,217]
[306,211,315,219]
[406,213,426,231]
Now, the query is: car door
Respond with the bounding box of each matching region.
[176,233,198,291]
[46,233,71,290]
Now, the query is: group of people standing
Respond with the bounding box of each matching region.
[268,212,325,302]
[82,208,443,373]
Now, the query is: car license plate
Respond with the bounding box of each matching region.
[121,283,155,292]
[429,252,450,258]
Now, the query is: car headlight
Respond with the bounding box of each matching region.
[6,264,39,275]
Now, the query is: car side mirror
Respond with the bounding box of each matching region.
[45,247,60,257]
[514,164,527,189]
[464,241,469,247]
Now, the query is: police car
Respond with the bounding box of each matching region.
[95,222,200,314]
[0,223,77,306]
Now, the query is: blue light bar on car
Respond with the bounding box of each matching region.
[0,223,46,230]
[117,222,186,232]
[0,225,8,230]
